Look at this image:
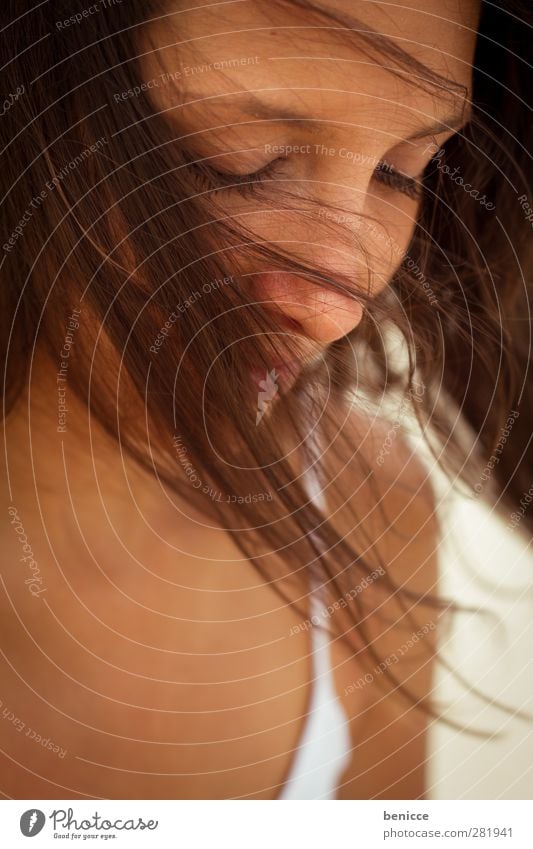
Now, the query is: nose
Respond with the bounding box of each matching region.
[250,271,363,344]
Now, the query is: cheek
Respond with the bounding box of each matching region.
[212,193,417,296]
[355,207,419,292]
[217,202,361,268]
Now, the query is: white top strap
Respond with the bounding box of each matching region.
[279,462,352,798]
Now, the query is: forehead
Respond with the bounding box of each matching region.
[140,0,479,135]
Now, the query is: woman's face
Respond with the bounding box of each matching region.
[142,0,479,353]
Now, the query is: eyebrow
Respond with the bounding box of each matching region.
[406,112,470,140]
[181,91,470,141]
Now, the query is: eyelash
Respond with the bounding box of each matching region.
[186,153,422,200]
[186,154,286,198]
[373,161,422,200]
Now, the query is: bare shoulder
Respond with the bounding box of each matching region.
[323,402,438,560]
[323,404,440,798]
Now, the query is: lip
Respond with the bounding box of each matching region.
[272,313,306,335]
[244,270,331,398]
[247,337,325,398]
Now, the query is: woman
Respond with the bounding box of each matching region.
[1,0,531,800]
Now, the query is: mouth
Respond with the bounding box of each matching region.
[242,270,330,407]
[249,341,327,410]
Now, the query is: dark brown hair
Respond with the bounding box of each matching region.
[1,0,532,726]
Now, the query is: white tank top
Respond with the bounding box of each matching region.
[277,424,533,799]
[278,589,352,799]
[278,463,352,799]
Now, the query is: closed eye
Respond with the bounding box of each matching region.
[373,161,422,200]
[184,151,422,201]
[184,151,288,197]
